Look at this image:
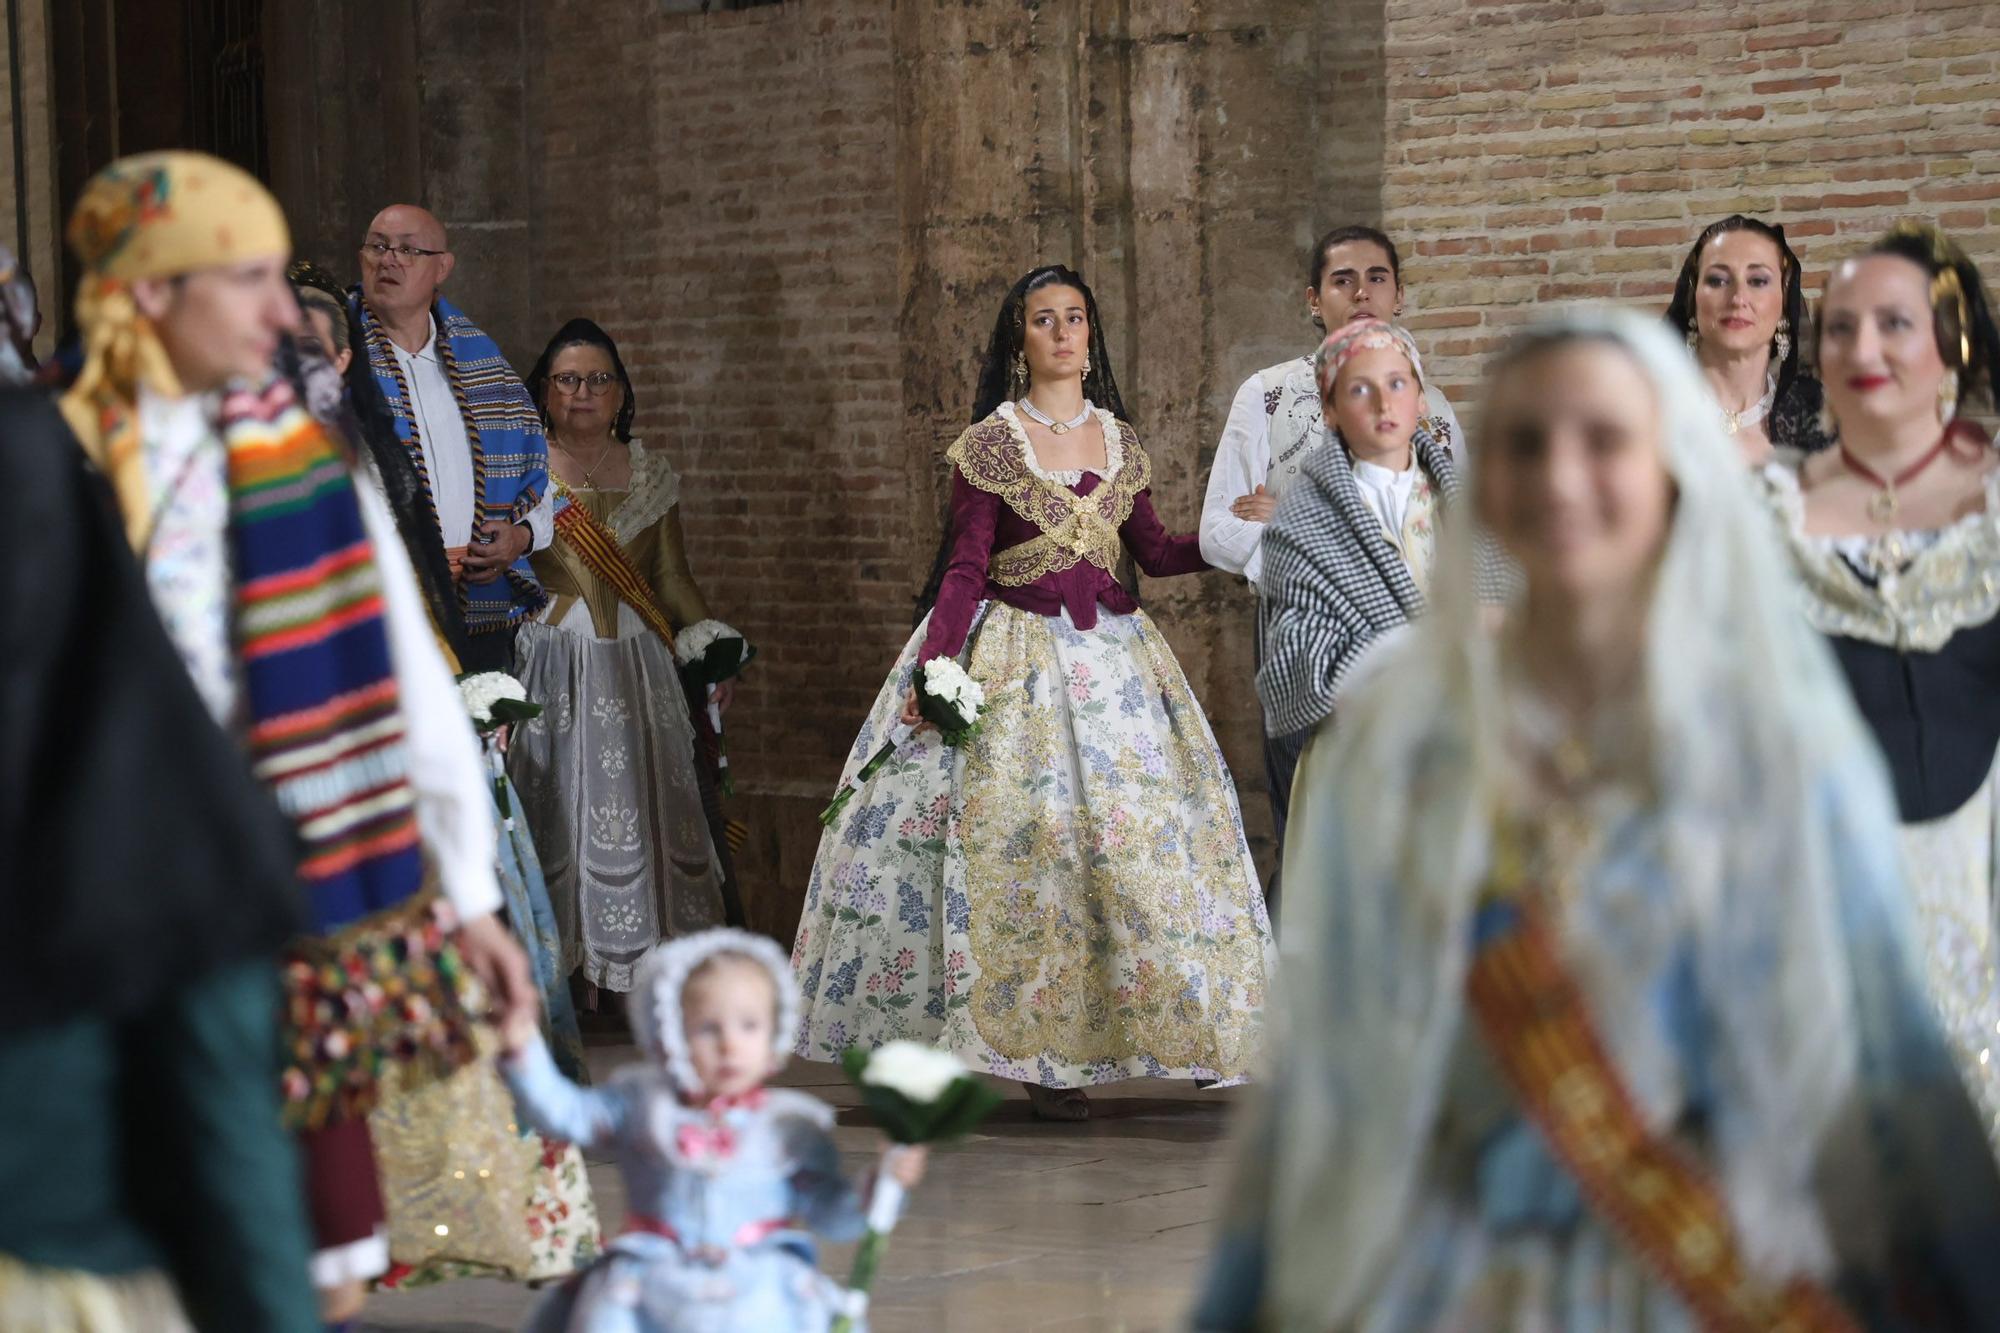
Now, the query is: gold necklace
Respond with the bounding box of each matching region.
[560,438,615,489]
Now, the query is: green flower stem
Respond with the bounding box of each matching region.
[818,740,898,827]
[832,1227,890,1333]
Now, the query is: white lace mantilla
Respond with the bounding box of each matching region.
[609,437,683,546]
[1760,458,2000,651]
[995,401,1125,486]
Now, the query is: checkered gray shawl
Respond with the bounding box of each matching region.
[1257,424,1500,738]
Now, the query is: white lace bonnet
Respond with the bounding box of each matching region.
[629,927,801,1093]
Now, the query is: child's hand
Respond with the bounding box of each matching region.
[498,1008,540,1056]
[884,1143,929,1189]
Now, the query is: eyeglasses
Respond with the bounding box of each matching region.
[360,241,445,262]
[550,371,618,395]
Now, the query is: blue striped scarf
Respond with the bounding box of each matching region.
[351,289,550,634]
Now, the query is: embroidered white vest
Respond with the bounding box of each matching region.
[1261,356,1329,502]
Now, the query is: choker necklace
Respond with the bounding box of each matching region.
[1837,433,1955,523]
[1719,368,1778,437]
[1017,397,1093,435]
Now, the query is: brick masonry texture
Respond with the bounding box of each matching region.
[1381,0,2000,419]
[265,0,2000,937]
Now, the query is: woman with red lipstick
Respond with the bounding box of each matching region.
[1664,215,1831,465]
[792,265,1275,1122]
[1763,222,2000,1152]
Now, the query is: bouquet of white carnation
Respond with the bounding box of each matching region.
[818,657,984,828]
[457,671,542,732]
[830,1042,1000,1333]
[457,672,543,818]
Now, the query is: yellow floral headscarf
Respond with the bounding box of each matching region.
[59,151,290,547]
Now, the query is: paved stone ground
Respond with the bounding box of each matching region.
[361,1040,1236,1332]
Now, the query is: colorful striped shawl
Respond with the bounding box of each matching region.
[351,288,550,635]
[223,378,427,934]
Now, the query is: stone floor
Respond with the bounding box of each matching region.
[361,1039,1240,1332]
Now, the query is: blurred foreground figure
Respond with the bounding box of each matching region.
[1193,307,2000,1331]
[1763,222,2000,1159]
[0,353,315,1323]
[52,151,533,1326]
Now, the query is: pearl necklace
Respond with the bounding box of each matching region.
[1719,369,1778,437]
[1017,397,1094,435]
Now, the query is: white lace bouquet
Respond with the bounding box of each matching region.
[818,658,985,828]
[830,1041,1000,1333]
[457,671,543,818]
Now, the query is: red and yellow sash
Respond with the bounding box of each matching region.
[550,484,680,648]
[1465,890,1858,1332]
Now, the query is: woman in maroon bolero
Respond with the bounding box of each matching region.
[790,265,1275,1120]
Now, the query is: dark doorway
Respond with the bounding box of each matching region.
[48,0,266,331]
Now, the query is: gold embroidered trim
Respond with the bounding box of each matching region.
[945,408,1152,587]
[1760,458,2000,651]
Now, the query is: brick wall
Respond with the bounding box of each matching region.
[526,0,907,933]
[1379,0,2000,427]
[262,0,2000,938]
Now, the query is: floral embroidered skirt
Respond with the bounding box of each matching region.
[510,620,726,991]
[792,602,1274,1087]
[370,1027,600,1289]
[367,775,601,1291]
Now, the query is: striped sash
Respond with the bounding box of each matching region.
[550,482,681,648]
[1465,890,1858,1332]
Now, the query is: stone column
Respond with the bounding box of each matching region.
[267,0,534,364]
[892,0,1387,882]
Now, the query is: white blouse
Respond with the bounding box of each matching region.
[388,315,554,552]
[1352,455,1421,553]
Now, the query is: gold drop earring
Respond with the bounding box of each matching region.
[1773,319,1791,364]
[1939,369,1960,426]
[1685,317,1699,351]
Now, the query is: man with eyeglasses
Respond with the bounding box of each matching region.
[350,204,553,672]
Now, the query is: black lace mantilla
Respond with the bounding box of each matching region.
[1771,374,1832,454]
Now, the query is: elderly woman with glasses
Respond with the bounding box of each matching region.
[509,319,748,1014]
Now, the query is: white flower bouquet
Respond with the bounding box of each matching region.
[818,657,985,828]
[673,618,755,683]
[457,671,542,733]
[830,1041,1000,1332]
[456,672,543,818]
[673,619,755,796]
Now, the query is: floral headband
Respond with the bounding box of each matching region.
[1314,317,1427,401]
